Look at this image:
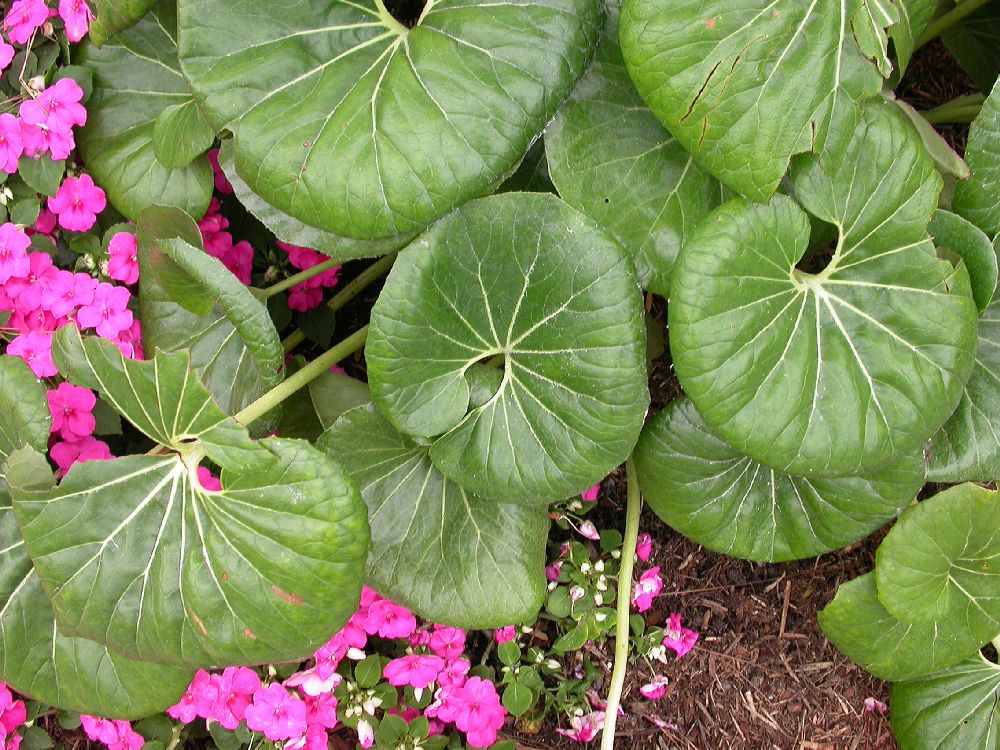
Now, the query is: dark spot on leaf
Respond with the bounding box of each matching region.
[272,585,303,606]
[603,197,610,204]
[302,141,311,149]
[222,571,229,583]
[243,628,257,640]
[705,17,716,29]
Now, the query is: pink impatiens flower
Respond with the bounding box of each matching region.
[580,483,600,501]
[556,711,604,743]
[363,599,416,639]
[57,0,94,42]
[0,223,30,284]
[5,251,57,311]
[50,436,113,473]
[211,667,261,730]
[19,78,87,160]
[76,282,132,339]
[383,654,444,689]
[80,716,118,746]
[207,149,233,194]
[196,466,222,492]
[632,566,663,613]
[545,561,563,581]
[430,625,466,660]
[0,43,14,74]
[7,330,56,376]
[244,684,307,742]
[48,174,106,232]
[0,685,26,740]
[639,674,669,700]
[45,269,97,318]
[636,532,653,562]
[107,232,139,285]
[47,382,96,441]
[451,677,506,748]
[863,697,888,716]
[4,0,51,45]
[494,625,517,644]
[577,520,600,541]
[0,114,22,174]
[356,719,374,749]
[662,613,699,659]
[167,670,218,724]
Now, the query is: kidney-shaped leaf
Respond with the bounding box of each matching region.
[77,7,213,221]
[633,400,924,562]
[890,655,1000,750]
[11,329,369,667]
[177,0,600,240]
[618,0,929,201]
[954,79,1000,238]
[366,193,649,503]
[545,0,719,295]
[319,404,549,627]
[875,484,1000,645]
[669,103,978,477]
[819,573,985,683]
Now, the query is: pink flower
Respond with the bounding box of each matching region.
[206,149,233,194]
[356,719,374,749]
[581,483,600,501]
[636,532,652,562]
[7,330,55,376]
[569,585,585,604]
[0,43,13,74]
[363,599,416,639]
[639,674,669,700]
[108,721,143,750]
[50,436,113,473]
[19,79,86,160]
[244,684,307,742]
[437,658,470,688]
[223,240,253,285]
[76,282,132,339]
[114,318,143,360]
[383,654,444,689]
[545,561,563,581]
[34,208,57,235]
[107,232,139,285]
[167,670,218,724]
[304,692,338,730]
[57,0,94,42]
[49,174,106,232]
[493,626,517,644]
[210,667,261,730]
[285,668,340,698]
[863,697,888,716]
[47,382,96,441]
[430,626,466,660]
[662,613,699,659]
[577,520,600,541]
[556,711,604,743]
[6,251,57,311]
[287,283,322,312]
[45,269,97,319]
[0,114,22,174]
[0,223,30,284]
[284,725,327,750]
[4,0,51,44]
[450,677,506,747]
[0,685,26,737]
[196,466,221,492]
[80,716,118,746]
[632,567,663,613]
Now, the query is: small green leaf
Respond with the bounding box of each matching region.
[88,0,158,46]
[319,404,548,628]
[153,100,216,169]
[497,641,521,667]
[299,304,336,349]
[375,714,408,746]
[929,209,997,312]
[634,399,925,562]
[21,726,52,750]
[367,192,649,502]
[355,655,382,689]
[209,723,242,750]
[876,484,1000,644]
[954,79,1000,238]
[890,654,1000,750]
[552,619,590,653]
[9,199,40,228]
[546,587,571,618]
[502,682,534,717]
[18,156,65,196]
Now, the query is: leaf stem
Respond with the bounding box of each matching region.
[235,325,369,426]
[373,0,409,35]
[600,459,642,750]
[261,258,342,299]
[282,253,397,353]
[165,723,184,750]
[915,0,992,50]
[921,93,986,125]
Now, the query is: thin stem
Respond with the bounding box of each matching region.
[922,94,985,125]
[282,253,397,353]
[916,0,992,50]
[600,459,642,750]
[261,258,342,299]
[235,325,369,426]
[165,724,184,750]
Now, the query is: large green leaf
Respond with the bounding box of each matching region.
[89,0,158,46]
[10,329,369,667]
[217,140,413,260]
[309,371,372,430]
[319,404,549,627]
[633,399,923,562]
[138,207,284,419]
[954,80,1000,238]
[0,356,50,478]
[669,102,978,478]
[544,0,719,295]
[177,0,600,240]
[819,573,985,682]
[618,0,930,201]
[77,7,213,221]
[942,2,1000,94]
[930,209,997,313]
[875,484,1000,645]
[366,193,649,503]
[890,655,1000,750]
[928,250,1000,482]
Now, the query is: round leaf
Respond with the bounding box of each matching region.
[633,400,924,562]
[0,485,193,718]
[618,0,918,201]
[545,0,719,295]
[77,8,213,220]
[14,332,369,667]
[177,0,601,239]
[890,655,1000,750]
[819,573,984,682]
[669,103,977,477]
[319,404,549,628]
[875,484,1000,644]
[929,209,997,313]
[366,193,649,502]
[954,79,1000,238]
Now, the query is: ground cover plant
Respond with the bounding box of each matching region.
[0,0,997,748]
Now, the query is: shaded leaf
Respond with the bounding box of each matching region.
[153,100,216,169]
[0,355,50,474]
[930,209,997,312]
[942,2,1000,94]
[309,370,371,430]
[954,79,1000,237]
[89,0,158,46]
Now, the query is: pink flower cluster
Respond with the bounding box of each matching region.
[276,241,340,312]
[556,711,604,743]
[199,199,253,284]
[0,77,88,171]
[4,0,93,46]
[80,716,142,750]
[0,684,25,750]
[46,381,113,473]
